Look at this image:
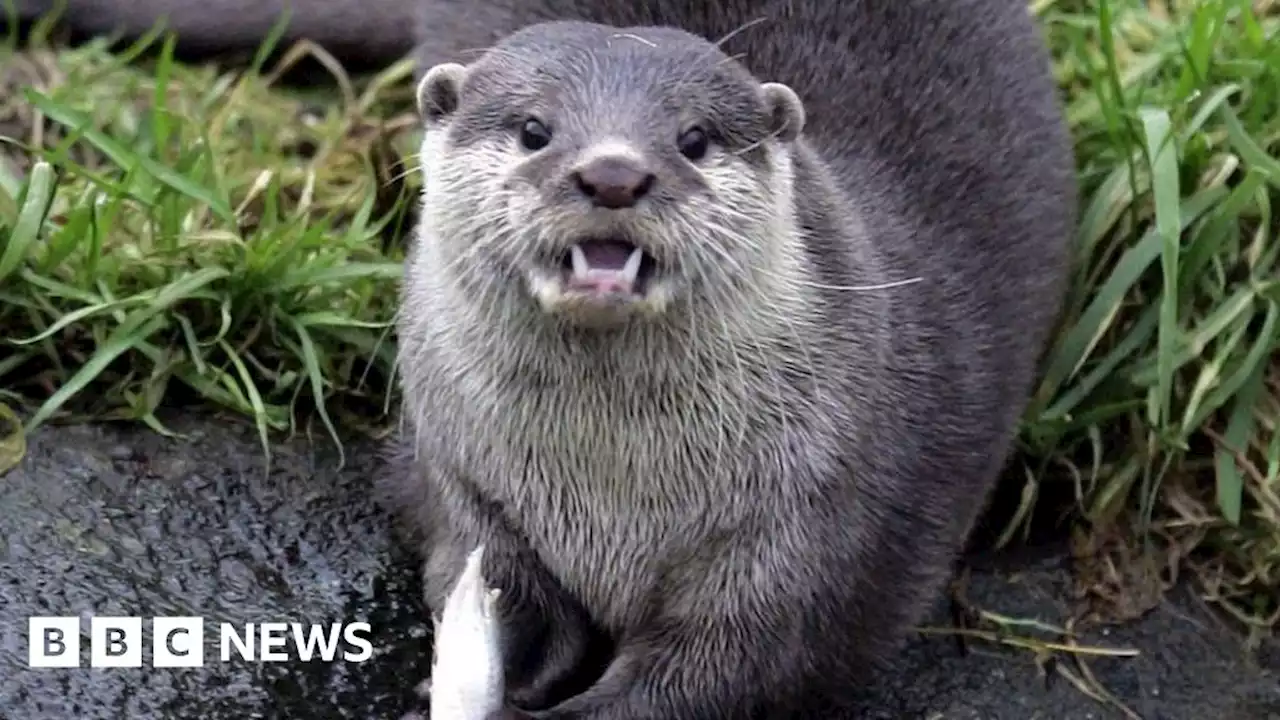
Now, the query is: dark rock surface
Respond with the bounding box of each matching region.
[1,415,1277,719]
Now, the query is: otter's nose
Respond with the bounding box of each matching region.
[572,157,656,209]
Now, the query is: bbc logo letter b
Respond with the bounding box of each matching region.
[28,617,82,667]
[90,617,144,667]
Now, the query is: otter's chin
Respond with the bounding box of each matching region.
[525,239,673,329]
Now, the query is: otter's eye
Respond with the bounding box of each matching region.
[677,126,709,161]
[520,118,552,151]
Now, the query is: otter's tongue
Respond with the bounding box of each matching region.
[567,240,645,295]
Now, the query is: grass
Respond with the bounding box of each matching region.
[1,0,1278,646]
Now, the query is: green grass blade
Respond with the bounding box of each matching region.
[24,90,238,225]
[1136,107,1181,430]
[0,161,56,285]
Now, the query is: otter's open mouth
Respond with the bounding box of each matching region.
[559,239,658,297]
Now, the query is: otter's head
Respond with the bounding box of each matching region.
[412,21,806,331]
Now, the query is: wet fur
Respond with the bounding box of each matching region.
[8,0,417,65]
[397,10,1077,718]
[397,26,850,712]
[15,1,1079,717]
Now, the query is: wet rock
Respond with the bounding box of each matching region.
[0,415,433,719]
[0,414,1276,719]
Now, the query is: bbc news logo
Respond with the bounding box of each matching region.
[27,616,373,668]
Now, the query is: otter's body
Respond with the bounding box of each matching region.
[15,1,1078,717]
[9,0,418,65]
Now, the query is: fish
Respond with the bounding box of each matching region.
[428,545,506,720]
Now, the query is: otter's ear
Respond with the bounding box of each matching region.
[760,82,805,142]
[416,62,469,124]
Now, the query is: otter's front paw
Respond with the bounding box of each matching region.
[506,612,593,710]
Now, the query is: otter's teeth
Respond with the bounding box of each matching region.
[565,242,646,295]
[620,246,645,287]
[570,244,590,278]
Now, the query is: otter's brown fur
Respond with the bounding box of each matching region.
[11,1,1079,717]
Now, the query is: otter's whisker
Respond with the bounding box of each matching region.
[782,276,927,293]
[386,161,424,187]
[712,16,771,51]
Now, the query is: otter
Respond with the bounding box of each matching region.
[5,0,418,66]
[12,1,1078,718]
